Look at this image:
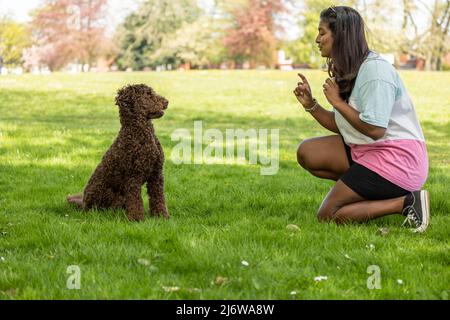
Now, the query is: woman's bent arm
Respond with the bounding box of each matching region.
[310,104,340,134]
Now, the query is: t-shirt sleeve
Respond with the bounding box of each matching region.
[357,79,396,128]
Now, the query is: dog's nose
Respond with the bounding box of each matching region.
[163,100,169,109]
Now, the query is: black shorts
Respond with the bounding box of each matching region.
[340,137,410,200]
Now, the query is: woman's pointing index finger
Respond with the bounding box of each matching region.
[298,73,309,86]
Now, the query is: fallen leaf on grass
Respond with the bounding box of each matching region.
[148,265,159,272]
[1,289,16,297]
[215,276,229,286]
[252,278,261,290]
[378,227,390,236]
[344,254,355,261]
[286,224,300,232]
[137,258,151,266]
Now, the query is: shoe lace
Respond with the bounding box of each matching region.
[401,207,420,228]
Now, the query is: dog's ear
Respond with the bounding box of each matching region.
[115,85,136,118]
[116,85,132,107]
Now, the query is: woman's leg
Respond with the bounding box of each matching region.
[297,135,407,224]
[317,180,406,224]
[297,135,350,181]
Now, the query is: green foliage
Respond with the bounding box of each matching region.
[0,71,449,299]
[150,16,223,68]
[283,0,330,66]
[360,0,403,54]
[284,0,364,67]
[0,18,31,67]
[283,10,323,68]
[115,0,201,70]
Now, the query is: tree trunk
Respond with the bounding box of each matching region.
[425,52,432,71]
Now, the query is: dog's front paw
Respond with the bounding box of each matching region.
[127,213,145,222]
[67,194,84,209]
[151,208,170,219]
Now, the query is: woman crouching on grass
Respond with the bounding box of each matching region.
[293,6,430,232]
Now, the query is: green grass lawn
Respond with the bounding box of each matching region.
[0,70,449,299]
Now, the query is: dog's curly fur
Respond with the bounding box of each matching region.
[67,84,169,221]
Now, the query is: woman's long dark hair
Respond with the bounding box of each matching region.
[320,6,370,101]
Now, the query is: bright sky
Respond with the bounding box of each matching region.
[0,0,140,30]
[0,0,430,38]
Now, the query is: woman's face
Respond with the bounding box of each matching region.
[316,20,333,58]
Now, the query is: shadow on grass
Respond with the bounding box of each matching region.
[2,89,448,153]
[1,88,449,226]
[0,87,319,134]
[0,160,328,220]
[3,159,448,230]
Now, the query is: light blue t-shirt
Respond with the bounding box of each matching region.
[334,51,425,145]
[351,51,401,128]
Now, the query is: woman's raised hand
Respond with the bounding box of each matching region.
[323,77,344,107]
[293,73,315,109]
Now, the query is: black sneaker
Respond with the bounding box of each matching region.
[401,190,430,233]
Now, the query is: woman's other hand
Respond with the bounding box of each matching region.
[323,77,344,107]
[294,73,315,109]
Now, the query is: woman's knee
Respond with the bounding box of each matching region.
[297,139,313,169]
[317,207,334,222]
[316,194,341,222]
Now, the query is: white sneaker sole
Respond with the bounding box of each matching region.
[413,190,430,233]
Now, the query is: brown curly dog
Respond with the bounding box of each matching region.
[67,84,169,221]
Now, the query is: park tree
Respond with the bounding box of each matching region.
[282,0,329,68]
[30,0,108,71]
[0,17,31,67]
[222,0,287,68]
[283,0,360,68]
[115,0,201,70]
[283,0,449,71]
[358,0,403,54]
[150,15,222,69]
[401,0,450,70]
